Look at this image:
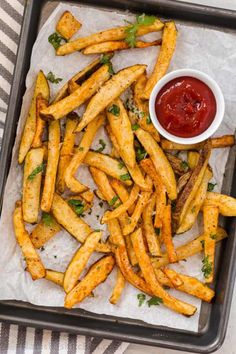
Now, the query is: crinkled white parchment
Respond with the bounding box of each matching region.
[0,3,236,332]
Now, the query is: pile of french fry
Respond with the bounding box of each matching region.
[13,10,236,314]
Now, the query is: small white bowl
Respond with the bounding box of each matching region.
[149,69,225,144]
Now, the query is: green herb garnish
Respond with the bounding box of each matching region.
[95,229,101,232]
[147,296,163,307]
[132,123,140,131]
[68,199,84,215]
[135,146,147,162]
[202,255,213,278]
[100,54,114,75]
[120,173,131,181]
[181,160,189,172]
[125,97,144,119]
[95,139,106,153]
[125,14,156,48]
[118,161,125,169]
[146,114,151,124]
[207,182,217,192]
[109,196,119,206]
[137,293,146,307]
[46,71,62,84]
[27,163,44,181]
[42,212,54,226]
[108,104,120,116]
[48,32,67,49]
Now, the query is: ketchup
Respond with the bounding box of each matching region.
[155,76,216,138]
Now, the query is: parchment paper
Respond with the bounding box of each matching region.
[0,3,236,332]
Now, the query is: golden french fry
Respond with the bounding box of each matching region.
[177,172,191,195]
[110,179,135,215]
[63,231,102,293]
[142,193,161,256]
[166,153,189,176]
[161,135,235,151]
[19,71,49,164]
[57,20,164,55]
[84,151,132,186]
[162,205,177,263]
[45,269,64,286]
[42,142,48,161]
[160,268,214,302]
[173,141,211,231]
[68,79,80,93]
[135,128,177,200]
[64,255,115,308]
[142,21,177,99]
[40,65,110,120]
[13,201,45,280]
[32,94,48,148]
[152,227,227,269]
[131,228,196,316]
[56,11,81,40]
[203,205,219,283]
[23,148,44,223]
[124,233,138,266]
[65,114,105,193]
[203,192,236,216]
[57,115,78,193]
[188,151,200,169]
[80,190,94,204]
[75,65,147,132]
[109,268,126,304]
[30,214,61,248]
[106,99,135,169]
[41,120,60,212]
[177,167,212,234]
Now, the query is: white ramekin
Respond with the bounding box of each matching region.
[149,69,225,144]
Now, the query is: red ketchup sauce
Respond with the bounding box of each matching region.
[155,76,216,138]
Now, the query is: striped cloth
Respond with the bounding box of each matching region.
[0,1,129,353]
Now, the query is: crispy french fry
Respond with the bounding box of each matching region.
[142,21,177,99]
[45,269,64,286]
[161,135,235,151]
[30,214,61,248]
[124,233,138,266]
[110,179,135,215]
[188,151,200,169]
[57,20,164,55]
[142,193,161,256]
[80,190,94,204]
[162,205,177,263]
[152,227,227,269]
[13,201,45,280]
[41,120,60,212]
[203,192,236,216]
[23,148,44,223]
[56,11,81,40]
[63,231,102,293]
[203,205,219,283]
[177,172,192,195]
[106,99,135,169]
[177,167,212,234]
[110,268,126,304]
[173,141,211,231]
[64,255,115,308]
[42,142,48,161]
[19,71,49,164]
[75,65,147,132]
[84,151,132,186]
[131,228,196,316]
[40,65,110,120]
[57,115,78,193]
[160,268,214,302]
[32,94,48,148]
[135,128,177,200]
[64,114,105,193]
[166,153,189,176]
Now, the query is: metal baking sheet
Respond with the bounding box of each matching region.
[0,1,236,352]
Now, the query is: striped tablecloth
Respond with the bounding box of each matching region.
[0,1,129,353]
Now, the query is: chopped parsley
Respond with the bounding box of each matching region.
[137,293,146,306]
[125,97,144,119]
[120,173,131,181]
[125,14,156,48]
[46,71,62,84]
[146,114,151,124]
[135,146,147,162]
[118,160,125,169]
[48,32,67,49]
[42,212,54,227]
[100,54,114,75]
[147,296,163,307]
[68,199,84,215]
[181,160,189,172]
[108,104,120,116]
[202,256,213,278]
[27,163,44,181]
[155,227,160,236]
[95,229,101,232]
[207,182,217,192]
[109,195,119,206]
[132,123,140,131]
[95,139,106,153]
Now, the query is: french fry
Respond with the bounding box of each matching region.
[68,79,80,94]
[135,128,177,200]
[13,201,45,280]
[22,148,44,223]
[162,205,177,263]
[161,135,235,151]
[19,70,49,164]
[110,179,135,215]
[173,140,211,231]
[45,269,64,286]
[40,65,110,120]
[41,120,60,212]
[32,94,48,148]
[142,193,161,256]
[203,205,219,283]
[57,114,78,193]
[63,231,102,293]
[42,142,48,161]
[124,234,138,266]
[109,268,126,304]
[106,99,135,169]
[160,268,214,302]
[84,151,132,186]
[80,190,94,204]
[30,214,61,248]
[75,65,147,132]
[152,227,227,269]
[142,21,177,99]
[64,255,115,308]
[188,151,200,169]
[131,228,196,316]
[166,153,189,176]
[177,167,212,234]
[64,114,105,193]
[56,11,81,40]
[177,172,191,194]
[203,192,236,216]
[57,20,164,55]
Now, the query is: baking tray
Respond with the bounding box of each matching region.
[0,0,236,352]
